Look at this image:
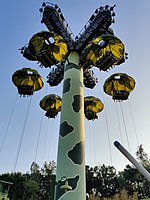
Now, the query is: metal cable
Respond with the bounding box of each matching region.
[13,97,32,171]
[120,102,131,152]
[0,95,18,153]
[128,101,139,146]
[34,111,44,162]
[115,103,127,166]
[115,103,123,144]
[103,94,113,166]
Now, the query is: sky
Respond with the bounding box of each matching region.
[0,0,150,174]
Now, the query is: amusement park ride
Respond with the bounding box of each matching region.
[11,2,139,200]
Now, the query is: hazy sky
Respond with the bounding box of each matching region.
[0,0,150,174]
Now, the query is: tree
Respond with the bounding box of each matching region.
[3,159,150,199]
[30,162,40,174]
[23,179,39,200]
[0,172,28,200]
[39,161,56,200]
[98,164,117,198]
[121,165,140,196]
[136,144,150,167]
[86,164,118,198]
[136,144,150,198]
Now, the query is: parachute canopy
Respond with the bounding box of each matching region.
[84,96,104,120]
[23,31,68,68]
[40,94,62,118]
[12,68,44,96]
[82,34,125,71]
[103,73,135,101]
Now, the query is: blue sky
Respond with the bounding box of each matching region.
[0,0,150,173]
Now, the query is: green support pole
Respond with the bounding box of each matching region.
[55,51,86,200]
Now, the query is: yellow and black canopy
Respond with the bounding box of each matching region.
[26,31,68,67]
[84,96,104,120]
[82,34,125,71]
[12,68,44,96]
[103,73,135,101]
[40,94,62,118]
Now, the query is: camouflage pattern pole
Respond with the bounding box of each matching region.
[55,51,85,200]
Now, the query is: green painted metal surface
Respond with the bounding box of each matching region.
[55,52,86,200]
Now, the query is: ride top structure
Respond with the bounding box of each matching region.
[12,2,136,200]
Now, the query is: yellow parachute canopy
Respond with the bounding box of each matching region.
[40,94,62,118]
[103,73,135,101]
[84,96,104,120]
[28,31,68,67]
[82,34,125,71]
[12,68,44,96]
